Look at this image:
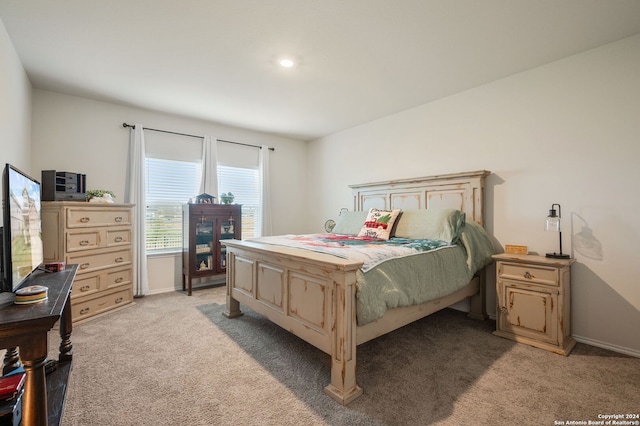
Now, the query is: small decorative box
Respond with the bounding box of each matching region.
[505,244,528,255]
[14,285,48,305]
[44,262,66,272]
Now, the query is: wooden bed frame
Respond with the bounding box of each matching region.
[223,170,490,404]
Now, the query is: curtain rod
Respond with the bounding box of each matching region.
[122,123,275,151]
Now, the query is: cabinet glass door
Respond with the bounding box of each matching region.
[195,219,214,272]
[218,216,236,269]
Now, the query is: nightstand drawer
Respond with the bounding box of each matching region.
[499,262,558,286]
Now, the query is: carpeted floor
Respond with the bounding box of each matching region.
[59,286,639,426]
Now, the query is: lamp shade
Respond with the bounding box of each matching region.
[545,213,560,232]
[545,203,570,259]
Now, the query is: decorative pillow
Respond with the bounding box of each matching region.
[393,208,466,243]
[331,211,369,235]
[357,208,401,240]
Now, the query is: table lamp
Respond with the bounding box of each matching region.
[545,203,570,259]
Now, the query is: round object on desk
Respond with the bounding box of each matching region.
[14,285,48,304]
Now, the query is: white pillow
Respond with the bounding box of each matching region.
[331,211,369,235]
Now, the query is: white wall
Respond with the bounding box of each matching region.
[0,17,32,180]
[307,35,640,356]
[31,90,309,294]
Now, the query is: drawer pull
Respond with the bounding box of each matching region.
[500,306,508,314]
[115,257,124,263]
[80,262,90,269]
[80,240,90,246]
[524,271,532,279]
[115,297,124,304]
[115,277,124,283]
[80,285,90,292]
[114,216,123,222]
[114,236,123,243]
[80,308,90,315]
[80,217,90,223]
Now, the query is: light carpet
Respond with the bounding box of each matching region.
[59,286,639,426]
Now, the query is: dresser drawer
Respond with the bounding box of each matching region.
[72,273,100,298]
[498,262,558,286]
[66,208,132,228]
[68,248,132,275]
[106,228,132,247]
[67,230,101,252]
[71,265,132,299]
[72,286,133,321]
[104,266,133,290]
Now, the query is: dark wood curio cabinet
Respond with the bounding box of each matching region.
[182,203,241,295]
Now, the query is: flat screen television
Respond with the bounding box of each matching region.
[1,163,44,292]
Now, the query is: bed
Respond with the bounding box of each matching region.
[222,170,493,404]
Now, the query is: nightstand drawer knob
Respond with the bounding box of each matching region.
[500,306,508,314]
[524,271,532,279]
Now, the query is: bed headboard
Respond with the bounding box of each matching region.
[349,170,490,226]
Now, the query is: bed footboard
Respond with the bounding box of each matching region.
[223,239,364,404]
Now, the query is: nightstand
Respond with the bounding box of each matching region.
[492,253,576,356]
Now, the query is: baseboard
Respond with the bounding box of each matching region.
[573,334,640,358]
[145,287,179,296]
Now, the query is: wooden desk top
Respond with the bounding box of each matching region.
[0,265,77,339]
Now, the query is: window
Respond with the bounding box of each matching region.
[218,165,260,239]
[145,157,201,252]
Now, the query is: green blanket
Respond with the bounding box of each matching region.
[356,221,495,325]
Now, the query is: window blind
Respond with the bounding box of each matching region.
[218,165,260,239]
[145,158,201,251]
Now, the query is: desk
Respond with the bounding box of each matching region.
[0,265,77,426]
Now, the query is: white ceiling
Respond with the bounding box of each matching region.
[2,1,640,141]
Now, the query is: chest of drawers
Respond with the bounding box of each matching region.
[42,202,135,322]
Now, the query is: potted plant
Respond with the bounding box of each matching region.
[220,192,234,204]
[86,189,116,203]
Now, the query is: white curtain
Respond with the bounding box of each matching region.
[259,145,272,236]
[127,124,149,297]
[200,135,219,199]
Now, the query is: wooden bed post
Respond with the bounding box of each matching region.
[323,271,363,405]
[223,251,243,319]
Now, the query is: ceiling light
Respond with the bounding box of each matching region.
[279,58,295,68]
